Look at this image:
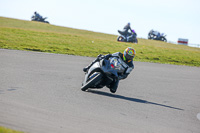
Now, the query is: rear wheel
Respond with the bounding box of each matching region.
[117,36,125,42]
[81,73,103,91]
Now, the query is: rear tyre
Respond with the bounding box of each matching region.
[81,73,103,91]
[117,36,125,42]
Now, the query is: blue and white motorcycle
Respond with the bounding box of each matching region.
[148,29,167,42]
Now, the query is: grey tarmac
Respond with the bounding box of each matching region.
[0,49,200,133]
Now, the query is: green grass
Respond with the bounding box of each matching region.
[0,126,23,133]
[0,17,200,66]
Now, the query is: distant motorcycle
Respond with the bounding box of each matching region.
[81,55,121,92]
[31,15,49,24]
[148,29,167,42]
[117,29,138,43]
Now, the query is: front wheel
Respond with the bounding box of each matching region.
[133,38,138,44]
[161,37,167,42]
[81,73,103,91]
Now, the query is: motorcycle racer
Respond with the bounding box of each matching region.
[33,11,42,21]
[118,23,137,42]
[83,47,136,93]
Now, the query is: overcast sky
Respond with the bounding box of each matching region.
[1,0,200,44]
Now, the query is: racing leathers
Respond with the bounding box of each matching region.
[121,23,134,42]
[123,23,132,35]
[83,52,134,93]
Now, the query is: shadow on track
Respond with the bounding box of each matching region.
[87,89,184,111]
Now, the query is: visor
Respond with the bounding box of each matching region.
[125,54,134,61]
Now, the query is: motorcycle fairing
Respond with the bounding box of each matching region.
[82,58,119,89]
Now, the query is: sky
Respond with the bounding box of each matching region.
[0,0,200,45]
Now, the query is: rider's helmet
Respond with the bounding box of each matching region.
[123,47,136,62]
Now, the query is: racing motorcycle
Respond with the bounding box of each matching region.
[148,29,167,42]
[117,29,138,43]
[81,55,121,91]
[31,16,49,24]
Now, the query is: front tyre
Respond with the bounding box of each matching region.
[81,73,103,91]
[161,37,167,42]
[133,38,138,44]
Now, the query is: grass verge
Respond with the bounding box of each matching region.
[0,126,23,133]
[0,17,200,67]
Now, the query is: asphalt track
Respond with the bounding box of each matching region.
[0,49,200,133]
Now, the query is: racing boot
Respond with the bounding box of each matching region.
[110,87,117,93]
[109,79,119,93]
